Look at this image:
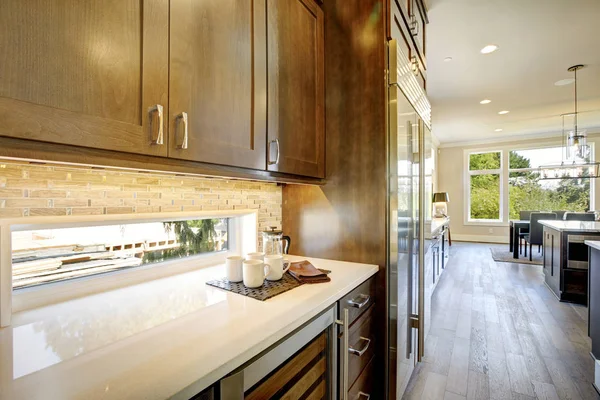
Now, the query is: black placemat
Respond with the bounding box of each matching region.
[206,272,303,301]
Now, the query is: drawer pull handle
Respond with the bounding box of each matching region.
[349,337,371,356]
[347,294,370,309]
[358,392,371,400]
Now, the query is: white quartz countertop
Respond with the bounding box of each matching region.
[0,255,378,400]
[431,217,450,235]
[540,220,600,232]
[585,240,600,251]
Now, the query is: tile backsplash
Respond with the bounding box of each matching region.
[0,161,282,246]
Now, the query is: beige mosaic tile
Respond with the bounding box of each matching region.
[0,161,283,246]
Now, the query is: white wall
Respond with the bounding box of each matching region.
[438,133,600,243]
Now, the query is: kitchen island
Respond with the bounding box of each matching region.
[584,240,600,394]
[0,256,378,400]
[541,220,600,304]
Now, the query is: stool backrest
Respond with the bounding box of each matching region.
[519,210,537,221]
[552,211,567,220]
[529,212,557,245]
[563,212,595,221]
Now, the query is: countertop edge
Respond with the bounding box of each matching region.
[173,264,379,399]
[540,220,600,232]
[586,240,600,251]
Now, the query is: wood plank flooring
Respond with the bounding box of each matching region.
[403,242,598,400]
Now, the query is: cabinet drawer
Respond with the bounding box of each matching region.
[246,332,328,400]
[340,304,375,389]
[339,276,376,325]
[348,356,374,400]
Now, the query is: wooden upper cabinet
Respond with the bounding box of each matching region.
[266,0,325,178]
[0,0,169,157]
[168,0,267,170]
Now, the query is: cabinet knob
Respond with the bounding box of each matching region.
[149,104,164,145]
[358,392,371,400]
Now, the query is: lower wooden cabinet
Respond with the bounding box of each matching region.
[339,305,375,389]
[543,228,561,297]
[348,357,374,400]
[246,332,328,400]
[337,275,377,399]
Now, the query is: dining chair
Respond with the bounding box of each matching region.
[519,211,536,220]
[563,212,595,221]
[524,212,556,261]
[518,211,536,254]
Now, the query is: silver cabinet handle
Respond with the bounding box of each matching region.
[347,294,370,309]
[413,17,420,37]
[268,139,280,165]
[335,309,349,400]
[349,337,371,357]
[411,56,419,76]
[176,112,188,149]
[149,104,164,145]
[358,392,371,400]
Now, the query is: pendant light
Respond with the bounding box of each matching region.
[565,65,589,160]
[539,64,600,180]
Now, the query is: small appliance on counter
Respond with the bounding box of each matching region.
[262,227,291,256]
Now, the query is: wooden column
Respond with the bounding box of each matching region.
[282,0,388,395]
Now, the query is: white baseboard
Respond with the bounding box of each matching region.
[452,234,509,244]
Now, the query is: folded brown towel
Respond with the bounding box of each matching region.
[288,260,331,284]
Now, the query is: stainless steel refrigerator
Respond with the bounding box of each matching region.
[387,39,432,399]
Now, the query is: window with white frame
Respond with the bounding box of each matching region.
[467,151,502,222]
[1,210,257,322]
[12,217,228,290]
[509,146,591,219]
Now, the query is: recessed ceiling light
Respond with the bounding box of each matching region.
[495,128,503,132]
[498,110,510,115]
[480,99,492,104]
[444,57,453,62]
[480,44,499,54]
[555,78,575,86]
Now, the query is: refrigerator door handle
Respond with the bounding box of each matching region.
[417,118,426,362]
[406,119,415,360]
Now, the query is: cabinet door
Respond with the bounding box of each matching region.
[267,0,325,178]
[543,231,550,276]
[0,0,169,156]
[169,0,267,170]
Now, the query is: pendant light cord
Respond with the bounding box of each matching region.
[574,67,578,135]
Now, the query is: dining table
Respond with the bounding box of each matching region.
[509,220,530,259]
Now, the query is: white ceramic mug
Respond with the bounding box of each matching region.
[243,259,270,288]
[226,255,244,282]
[247,252,265,261]
[265,255,289,281]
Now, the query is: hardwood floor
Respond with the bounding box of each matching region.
[403,242,599,400]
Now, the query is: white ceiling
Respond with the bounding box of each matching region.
[427,0,600,145]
